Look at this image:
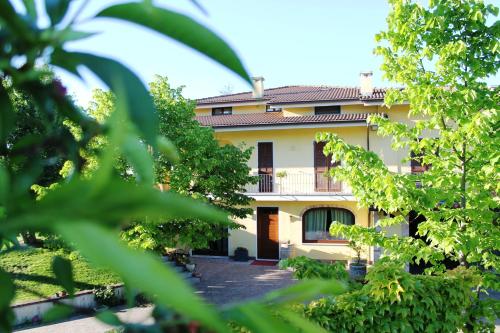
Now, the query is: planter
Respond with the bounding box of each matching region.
[349,263,367,281]
[234,247,249,262]
[185,263,196,272]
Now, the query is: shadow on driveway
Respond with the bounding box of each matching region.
[192,257,296,306]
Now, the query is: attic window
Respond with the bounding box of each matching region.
[212,107,232,115]
[315,105,341,115]
[266,105,282,112]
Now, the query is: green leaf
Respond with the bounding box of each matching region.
[97,2,251,84]
[56,222,229,333]
[45,0,71,25]
[263,279,347,304]
[96,310,122,326]
[0,268,14,309]
[224,302,301,333]
[43,304,73,323]
[0,164,8,206]
[66,52,157,147]
[55,29,97,43]
[279,309,330,333]
[157,135,179,163]
[52,255,75,296]
[0,83,15,144]
[52,49,83,79]
[122,135,154,185]
[22,0,37,19]
[0,1,32,39]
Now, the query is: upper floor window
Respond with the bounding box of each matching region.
[315,105,341,115]
[303,207,354,243]
[212,107,232,115]
[266,105,282,112]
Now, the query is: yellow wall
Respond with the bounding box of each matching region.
[282,107,314,117]
[215,126,369,175]
[230,201,369,261]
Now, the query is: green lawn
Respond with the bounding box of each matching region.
[0,248,121,303]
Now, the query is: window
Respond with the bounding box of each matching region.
[314,105,341,115]
[258,142,273,192]
[314,141,341,192]
[266,105,282,112]
[212,107,232,115]
[302,207,354,243]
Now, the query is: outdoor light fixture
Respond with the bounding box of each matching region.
[370,124,379,131]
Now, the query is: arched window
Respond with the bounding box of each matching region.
[302,207,355,243]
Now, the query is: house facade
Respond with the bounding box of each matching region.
[194,73,415,263]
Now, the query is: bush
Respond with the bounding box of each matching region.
[279,256,349,281]
[302,262,496,332]
[93,286,120,307]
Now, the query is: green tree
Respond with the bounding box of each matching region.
[319,0,498,329]
[125,76,256,251]
[0,1,343,332]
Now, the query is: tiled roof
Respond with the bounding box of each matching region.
[196,86,387,106]
[196,112,369,128]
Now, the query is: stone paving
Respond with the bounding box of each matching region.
[192,257,295,306]
[14,257,295,332]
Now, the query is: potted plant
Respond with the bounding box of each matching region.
[348,240,367,280]
[185,258,196,272]
[276,171,287,194]
[234,247,249,262]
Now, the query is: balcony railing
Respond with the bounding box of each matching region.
[246,173,348,195]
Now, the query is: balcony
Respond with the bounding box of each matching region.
[245,173,351,196]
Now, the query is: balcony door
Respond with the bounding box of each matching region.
[258,142,273,192]
[314,141,341,192]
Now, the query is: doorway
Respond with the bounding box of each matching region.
[257,207,279,260]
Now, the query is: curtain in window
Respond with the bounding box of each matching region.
[329,208,354,240]
[304,208,355,242]
[304,209,327,240]
[330,208,354,226]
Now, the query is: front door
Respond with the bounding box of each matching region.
[257,207,279,259]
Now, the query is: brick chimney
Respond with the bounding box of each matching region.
[359,71,373,97]
[252,76,264,98]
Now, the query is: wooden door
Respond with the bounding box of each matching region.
[258,142,273,192]
[257,207,279,259]
[314,141,340,192]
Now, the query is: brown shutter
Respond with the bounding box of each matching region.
[314,141,340,192]
[258,142,273,192]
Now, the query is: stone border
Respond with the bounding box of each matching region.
[12,284,124,326]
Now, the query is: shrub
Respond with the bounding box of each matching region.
[279,256,349,281]
[93,286,120,307]
[302,262,496,332]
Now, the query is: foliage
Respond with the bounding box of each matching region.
[319,0,499,273]
[0,248,120,302]
[347,240,365,265]
[146,76,256,251]
[303,262,497,333]
[0,1,342,332]
[279,256,349,281]
[94,286,120,307]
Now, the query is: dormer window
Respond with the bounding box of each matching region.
[212,107,232,115]
[315,105,341,115]
[266,105,282,112]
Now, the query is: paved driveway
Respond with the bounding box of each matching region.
[15,257,295,332]
[193,257,295,305]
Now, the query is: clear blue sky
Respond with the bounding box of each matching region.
[20,0,498,106]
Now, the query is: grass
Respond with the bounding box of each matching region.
[0,247,121,304]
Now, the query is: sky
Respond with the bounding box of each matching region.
[14,0,499,107]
